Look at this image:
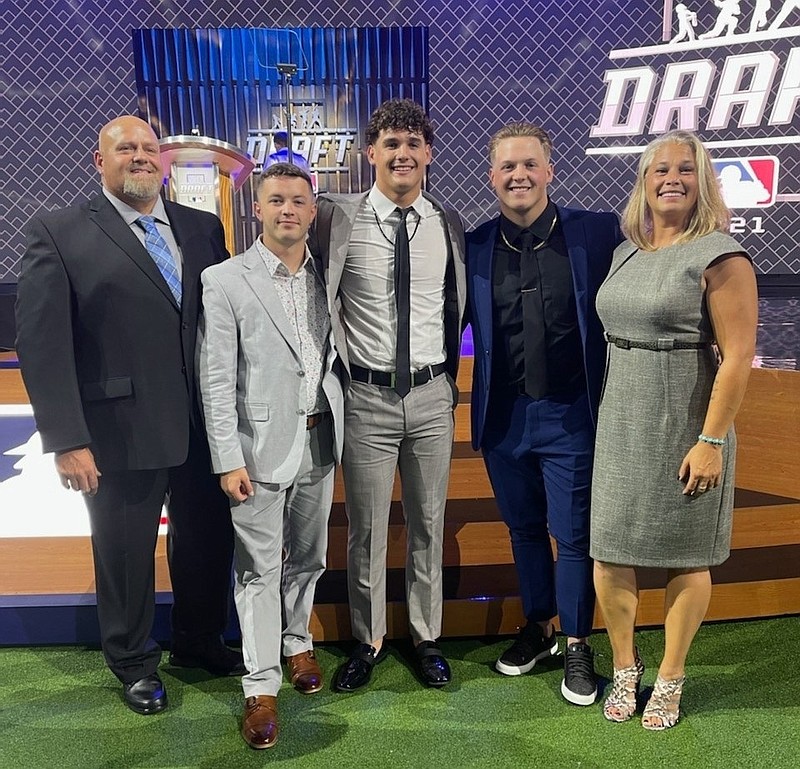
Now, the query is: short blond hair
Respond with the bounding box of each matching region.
[622,130,730,250]
[488,123,553,164]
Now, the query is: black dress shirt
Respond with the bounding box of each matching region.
[491,201,585,398]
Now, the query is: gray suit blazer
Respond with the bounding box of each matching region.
[308,191,467,387]
[197,242,344,485]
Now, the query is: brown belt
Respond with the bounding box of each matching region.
[306,412,329,430]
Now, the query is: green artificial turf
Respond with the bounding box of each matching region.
[1,616,798,768]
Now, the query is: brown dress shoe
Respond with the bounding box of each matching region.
[242,695,278,749]
[286,649,323,693]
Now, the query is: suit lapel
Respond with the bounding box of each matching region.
[471,219,498,352]
[422,192,466,376]
[89,195,179,310]
[558,206,591,345]
[241,244,303,360]
[326,193,366,303]
[165,202,202,312]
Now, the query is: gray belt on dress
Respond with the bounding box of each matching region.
[605,334,710,351]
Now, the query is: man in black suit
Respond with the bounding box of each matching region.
[15,116,244,715]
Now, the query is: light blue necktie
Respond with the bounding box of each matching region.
[136,215,182,305]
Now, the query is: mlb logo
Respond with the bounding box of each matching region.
[713,156,779,209]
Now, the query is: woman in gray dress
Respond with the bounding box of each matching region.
[590,131,757,730]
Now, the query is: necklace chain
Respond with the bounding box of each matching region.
[501,213,558,253]
[373,205,422,247]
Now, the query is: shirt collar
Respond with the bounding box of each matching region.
[368,184,431,222]
[255,236,314,278]
[500,199,558,246]
[102,188,169,227]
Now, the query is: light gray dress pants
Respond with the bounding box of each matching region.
[342,373,455,644]
[231,417,335,697]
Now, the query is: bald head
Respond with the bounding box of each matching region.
[94,116,164,213]
[98,116,157,150]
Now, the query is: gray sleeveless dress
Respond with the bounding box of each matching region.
[590,231,746,568]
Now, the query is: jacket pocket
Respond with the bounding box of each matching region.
[81,377,133,401]
[237,401,270,421]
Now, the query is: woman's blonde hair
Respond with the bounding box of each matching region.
[621,130,730,250]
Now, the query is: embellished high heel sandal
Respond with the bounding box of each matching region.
[603,650,645,722]
[641,674,685,730]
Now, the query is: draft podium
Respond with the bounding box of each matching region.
[159,135,255,256]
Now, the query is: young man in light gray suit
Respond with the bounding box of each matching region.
[198,164,344,750]
[309,99,466,691]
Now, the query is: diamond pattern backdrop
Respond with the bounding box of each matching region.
[2,0,798,279]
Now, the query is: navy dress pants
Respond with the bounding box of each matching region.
[482,387,596,638]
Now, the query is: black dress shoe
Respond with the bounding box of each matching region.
[169,638,246,677]
[415,641,451,687]
[334,643,388,692]
[123,674,168,715]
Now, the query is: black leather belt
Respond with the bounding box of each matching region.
[606,334,709,351]
[306,412,329,430]
[350,363,446,388]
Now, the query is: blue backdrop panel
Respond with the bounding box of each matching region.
[133,26,428,243]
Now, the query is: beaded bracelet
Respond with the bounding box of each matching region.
[698,433,725,446]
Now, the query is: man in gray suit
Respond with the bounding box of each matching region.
[309,99,466,691]
[198,163,344,749]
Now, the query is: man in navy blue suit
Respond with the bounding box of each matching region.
[466,123,621,705]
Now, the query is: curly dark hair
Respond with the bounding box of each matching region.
[257,162,314,194]
[364,99,433,147]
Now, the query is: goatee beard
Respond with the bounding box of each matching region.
[124,171,163,201]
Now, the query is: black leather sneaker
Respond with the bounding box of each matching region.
[561,641,597,706]
[495,623,558,676]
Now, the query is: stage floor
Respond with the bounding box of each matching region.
[1,295,799,644]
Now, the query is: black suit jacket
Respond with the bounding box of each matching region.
[15,193,228,471]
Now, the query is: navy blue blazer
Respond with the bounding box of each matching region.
[466,205,622,450]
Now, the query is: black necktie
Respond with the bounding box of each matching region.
[394,207,411,398]
[519,229,547,399]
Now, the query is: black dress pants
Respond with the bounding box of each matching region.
[85,429,233,683]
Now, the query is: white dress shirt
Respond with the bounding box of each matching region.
[340,185,448,372]
[103,189,183,279]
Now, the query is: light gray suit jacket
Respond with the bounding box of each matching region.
[197,242,344,485]
[308,191,468,388]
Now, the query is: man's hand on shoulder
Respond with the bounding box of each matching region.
[220,468,254,503]
[55,447,101,496]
